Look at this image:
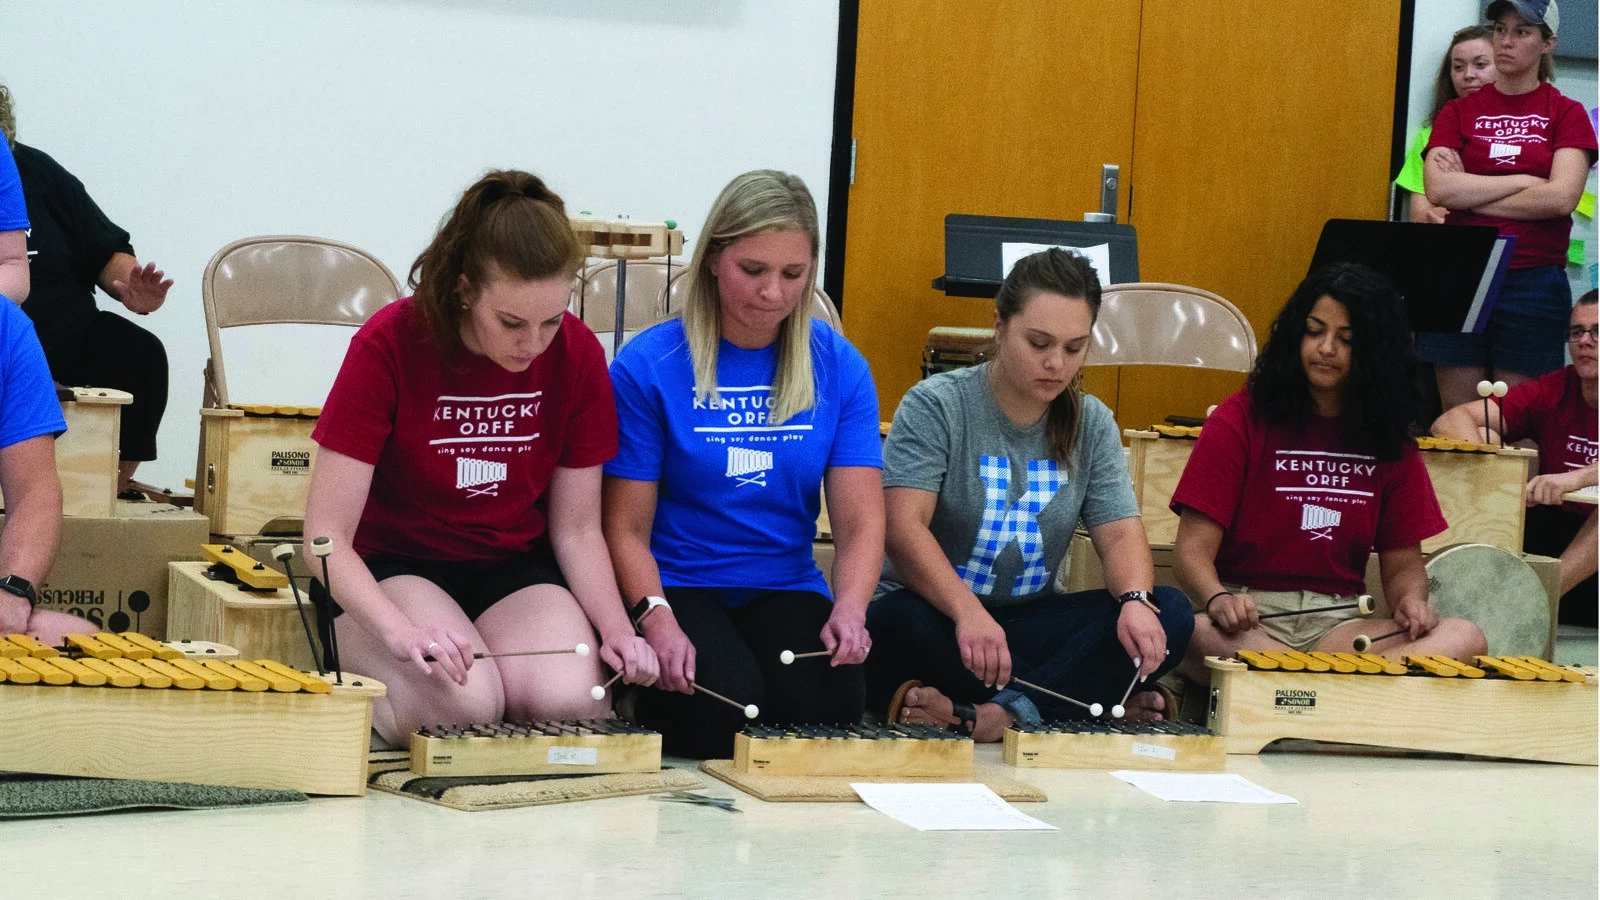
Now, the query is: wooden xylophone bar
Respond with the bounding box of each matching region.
[1004,718,1227,771]
[1205,654,1597,765]
[733,723,974,778]
[410,718,662,777]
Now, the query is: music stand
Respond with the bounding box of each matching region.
[1307,219,1513,334]
[933,214,1139,299]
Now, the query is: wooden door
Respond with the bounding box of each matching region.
[843,1,1142,423]
[1119,1,1402,429]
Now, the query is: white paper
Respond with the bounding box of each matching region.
[1110,771,1298,804]
[850,783,1057,831]
[1000,241,1112,287]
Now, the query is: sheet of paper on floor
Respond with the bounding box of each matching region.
[850,783,1057,831]
[1111,771,1298,804]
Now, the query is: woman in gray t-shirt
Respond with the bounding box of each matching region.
[866,249,1193,741]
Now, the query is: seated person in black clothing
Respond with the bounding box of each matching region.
[1,85,172,498]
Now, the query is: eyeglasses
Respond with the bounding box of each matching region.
[1567,326,1599,343]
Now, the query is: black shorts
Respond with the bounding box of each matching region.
[308,551,569,623]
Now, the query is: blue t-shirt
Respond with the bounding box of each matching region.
[0,299,67,448]
[0,141,26,232]
[607,318,882,599]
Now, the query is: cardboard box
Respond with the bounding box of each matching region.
[167,560,320,670]
[13,501,211,638]
[195,407,318,537]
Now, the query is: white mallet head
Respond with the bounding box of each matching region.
[590,685,606,701]
[1353,634,1373,652]
[1357,594,1375,615]
[310,536,334,558]
[575,643,590,657]
[1477,380,1494,398]
[271,543,295,562]
[1492,381,1508,398]
[1089,702,1104,717]
[779,650,796,665]
[1110,704,1126,719]
[743,704,759,719]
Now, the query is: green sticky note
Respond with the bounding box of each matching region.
[1579,191,1597,219]
[1570,239,1586,267]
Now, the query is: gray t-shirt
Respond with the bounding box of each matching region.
[879,364,1138,609]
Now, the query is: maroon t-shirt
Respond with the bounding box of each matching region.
[1497,366,1598,514]
[1171,391,1447,597]
[312,298,617,562]
[1426,82,1598,270]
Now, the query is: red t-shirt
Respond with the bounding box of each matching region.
[1426,82,1598,269]
[1497,366,1598,514]
[312,298,617,563]
[1170,390,1447,597]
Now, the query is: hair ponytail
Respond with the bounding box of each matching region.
[410,169,580,355]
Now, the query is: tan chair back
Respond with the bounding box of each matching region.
[1087,282,1256,372]
[201,235,401,407]
[572,260,674,333]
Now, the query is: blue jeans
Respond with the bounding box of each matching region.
[1415,264,1570,374]
[864,586,1194,723]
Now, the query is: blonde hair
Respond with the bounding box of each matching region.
[680,170,820,425]
[0,85,15,146]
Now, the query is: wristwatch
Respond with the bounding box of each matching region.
[0,574,38,609]
[628,595,670,630]
[1117,590,1158,614]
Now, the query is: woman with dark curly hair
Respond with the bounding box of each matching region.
[1171,263,1485,679]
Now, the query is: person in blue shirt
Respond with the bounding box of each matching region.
[0,138,28,303]
[603,170,884,758]
[0,294,88,643]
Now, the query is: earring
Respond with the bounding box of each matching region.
[460,301,470,311]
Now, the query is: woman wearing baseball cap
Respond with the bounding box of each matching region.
[1421,0,1597,410]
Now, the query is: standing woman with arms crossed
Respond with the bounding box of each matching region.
[1396,25,1497,224]
[1422,0,1597,410]
[866,249,1192,742]
[604,170,883,758]
[304,170,657,746]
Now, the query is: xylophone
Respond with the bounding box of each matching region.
[1003,719,1226,771]
[733,724,974,778]
[1205,652,1597,765]
[0,632,384,794]
[410,719,661,777]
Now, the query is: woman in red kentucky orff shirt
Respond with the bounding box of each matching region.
[1170,264,1486,681]
[305,171,657,745]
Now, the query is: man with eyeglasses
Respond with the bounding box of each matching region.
[1434,290,1598,626]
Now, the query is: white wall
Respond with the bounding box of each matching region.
[0,0,840,489]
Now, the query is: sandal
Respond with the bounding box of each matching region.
[886,679,978,736]
[886,679,921,723]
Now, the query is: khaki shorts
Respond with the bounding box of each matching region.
[1226,586,1366,653]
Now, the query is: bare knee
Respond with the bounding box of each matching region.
[1439,618,1488,658]
[387,676,505,740]
[507,693,610,723]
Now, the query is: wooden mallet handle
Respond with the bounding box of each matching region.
[1258,595,1374,621]
[1352,629,1406,652]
